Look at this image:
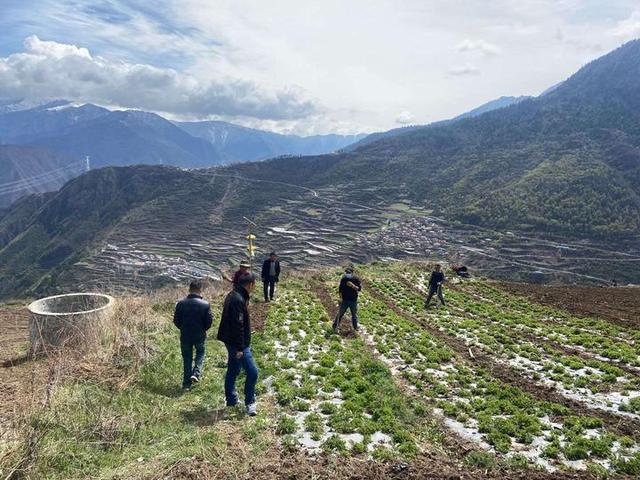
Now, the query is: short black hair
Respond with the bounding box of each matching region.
[237,272,256,286]
[189,279,204,291]
[270,251,276,256]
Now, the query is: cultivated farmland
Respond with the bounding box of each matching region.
[1,262,639,479]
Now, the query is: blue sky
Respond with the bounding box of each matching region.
[1,0,639,134]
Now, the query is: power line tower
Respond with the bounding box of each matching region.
[85,156,91,172]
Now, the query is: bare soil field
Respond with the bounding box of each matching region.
[498,283,640,329]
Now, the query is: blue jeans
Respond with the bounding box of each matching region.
[224,344,259,406]
[333,300,358,329]
[181,340,205,387]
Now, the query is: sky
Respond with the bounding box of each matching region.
[0,0,639,135]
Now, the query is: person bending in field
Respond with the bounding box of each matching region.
[333,265,362,332]
[223,261,251,287]
[425,264,446,308]
[261,251,281,302]
[217,273,259,416]
[173,279,214,390]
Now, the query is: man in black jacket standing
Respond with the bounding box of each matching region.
[333,265,362,332]
[261,251,281,302]
[217,273,259,416]
[173,279,214,390]
[425,264,446,308]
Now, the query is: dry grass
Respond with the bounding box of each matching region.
[0,284,206,480]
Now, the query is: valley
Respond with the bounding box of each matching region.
[3,5,640,480]
[49,168,640,298]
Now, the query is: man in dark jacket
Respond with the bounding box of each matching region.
[261,251,281,302]
[173,279,214,390]
[333,265,362,332]
[217,273,259,415]
[425,264,446,308]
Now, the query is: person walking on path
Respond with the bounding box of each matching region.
[223,261,251,286]
[333,265,362,332]
[217,273,260,416]
[173,279,214,390]
[425,264,446,308]
[261,251,281,302]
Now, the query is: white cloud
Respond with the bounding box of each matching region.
[0,35,317,120]
[395,110,415,125]
[456,39,501,56]
[448,63,481,76]
[613,9,640,41]
[1,0,638,134]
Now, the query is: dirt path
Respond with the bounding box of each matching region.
[363,279,640,438]
[250,298,271,333]
[497,283,640,329]
[152,448,604,480]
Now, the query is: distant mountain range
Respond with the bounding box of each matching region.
[0,100,367,208]
[452,95,531,120]
[0,93,534,209]
[1,40,639,298]
[346,95,531,150]
[175,120,365,162]
[0,100,366,168]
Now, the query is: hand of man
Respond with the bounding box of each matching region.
[346,281,358,290]
[236,350,244,359]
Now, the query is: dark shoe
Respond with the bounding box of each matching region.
[190,375,199,383]
[182,384,191,391]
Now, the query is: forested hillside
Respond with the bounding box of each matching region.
[235,40,640,239]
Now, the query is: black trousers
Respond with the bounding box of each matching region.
[425,285,445,306]
[263,276,276,301]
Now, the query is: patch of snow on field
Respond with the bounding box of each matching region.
[436,410,491,449]
[505,354,640,420]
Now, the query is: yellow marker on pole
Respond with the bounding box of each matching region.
[243,217,258,268]
[247,233,256,259]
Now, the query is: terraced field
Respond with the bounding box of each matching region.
[48,168,640,296]
[64,177,402,293]
[2,262,639,479]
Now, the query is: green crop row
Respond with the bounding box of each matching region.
[354,271,640,474]
[398,263,639,367]
[363,268,640,415]
[251,283,435,459]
